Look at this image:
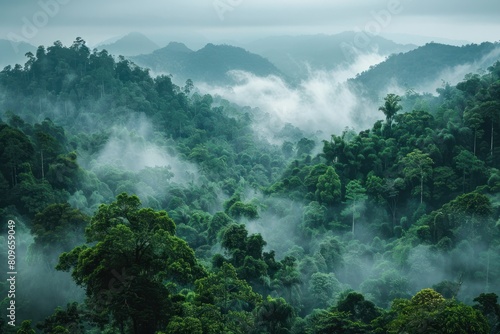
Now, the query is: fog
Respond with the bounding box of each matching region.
[0,218,84,327]
[200,53,385,140]
[91,115,199,185]
[416,46,500,94]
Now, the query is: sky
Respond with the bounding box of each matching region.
[0,0,499,49]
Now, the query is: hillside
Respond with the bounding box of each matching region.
[352,41,500,98]
[133,42,284,84]
[245,32,417,79]
[0,38,500,334]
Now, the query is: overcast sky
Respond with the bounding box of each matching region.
[1,0,499,49]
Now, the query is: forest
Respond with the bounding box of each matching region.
[0,38,499,333]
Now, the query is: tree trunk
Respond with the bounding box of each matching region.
[486,249,490,292]
[41,150,44,179]
[473,128,477,156]
[462,169,466,193]
[491,119,494,157]
[352,200,355,235]
[420,174,424,204]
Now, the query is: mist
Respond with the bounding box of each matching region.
[90,115,199,184]
[416,46,500,94]
[199,53,386,141]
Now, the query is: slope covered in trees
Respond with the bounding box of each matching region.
[0,38,500,333]
[245,32,416,80]
[133,42,284,85]
[352,41,500,99]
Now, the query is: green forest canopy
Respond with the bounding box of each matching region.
[0,38,499,333]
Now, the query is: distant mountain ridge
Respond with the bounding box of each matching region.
[244,32,417,79]
[352,41,500,98]
[0,39,37,68]
[97,32,160,57]
[132,42,283,85]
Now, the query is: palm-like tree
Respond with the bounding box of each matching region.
[379,93,403,127]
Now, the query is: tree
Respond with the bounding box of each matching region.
[37,302,84,334]
[221,224,248,263]
[401,149,434,204]
[164,316,203,334]
[252,296,295,334]
[296,138,316,157]
[336,291,381,324]
[195,263,261,332]
[378,93,402,128]
[57,193,205,334]
[208,212,233,242]
[474,293,500,332]
[389,288,490,334]
[454,149,485,193]
[315,166,341,206]
[274,256,302,305]
[308,272,342,308]
[31,203,88,266]
[0,124,35,187]
[307,310,368,334]
[343,180,367,235]
[17,320,36,334]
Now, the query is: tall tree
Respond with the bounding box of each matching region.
[378,93,403,128]
[401,149,434,204]
[315,166,341,206]
[342,180,367,235]
[195,263,261,332]
[57,193,205,334]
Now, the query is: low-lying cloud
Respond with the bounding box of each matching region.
[91,115,198,184]
[200,53,385,140]
[415,46,500,94]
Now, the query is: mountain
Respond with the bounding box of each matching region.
[380,33,471,47]
[351,41,500,98]
[244,32,417,79]
[133,42,283,85]
[97,32,160,57]
[0,39,37,68]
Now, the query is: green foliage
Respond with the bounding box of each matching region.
[315,166,341,206]
[56,193,205,333]
[195,262,262,314]
[16,320,35,334]
[379,93,403,127]
[400,149,433,203]
[306,309,368,334]
[2,38,500,333]
[389,289,490,334]
[36,303,84,334]
[164,316,203,334]
[30,203,88,263]
[252,296,295,334]
[308,272,342,308]
[336,291,381,324]
[343,180,367,234]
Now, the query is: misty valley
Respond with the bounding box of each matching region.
[1,34,500,334]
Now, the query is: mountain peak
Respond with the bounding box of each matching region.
[163,42,193,53]
[99,32,159,57]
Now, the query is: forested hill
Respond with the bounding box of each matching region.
[133,42,284,84]
[244,32,417,79]
[352,41,500,98]
[1,38,500,334]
